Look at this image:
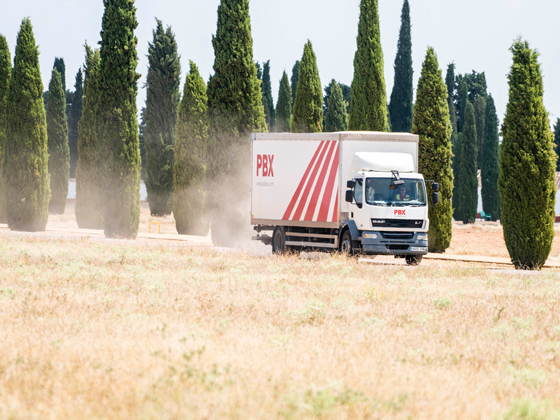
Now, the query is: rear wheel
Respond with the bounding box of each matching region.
[340,230,354,256]
[272,227,287,255]
[405,255,423,266]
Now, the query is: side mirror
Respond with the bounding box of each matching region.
[345,190,353,203]
[431,182,440,192]
[346,180,355,189]
[432,191,440,206]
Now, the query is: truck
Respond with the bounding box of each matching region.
[250,131,440,265]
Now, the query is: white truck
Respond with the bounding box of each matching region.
[250,131,439,265]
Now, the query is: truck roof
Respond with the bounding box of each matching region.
[252,131,419,143]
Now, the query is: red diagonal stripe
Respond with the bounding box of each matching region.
[282,141,326,220]
[332,193,339,223]
[317,143,339,222]
[292,141,331,221]
[304,141,337,221]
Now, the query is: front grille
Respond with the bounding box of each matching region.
[371,219,423,228]
[386,245,409,251]
[381,232,414,240]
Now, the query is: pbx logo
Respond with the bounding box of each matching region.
[256,154,274,177]
[394,209,406,216]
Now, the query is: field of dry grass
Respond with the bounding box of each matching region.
[1,208,560,419]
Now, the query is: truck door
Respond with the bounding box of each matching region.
[351,178,363,210]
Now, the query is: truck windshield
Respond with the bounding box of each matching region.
[365,178,426,206]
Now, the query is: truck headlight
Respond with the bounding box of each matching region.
[363,233,378,239]
[417,234,428,241]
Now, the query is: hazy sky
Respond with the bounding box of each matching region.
[1,0,559,127]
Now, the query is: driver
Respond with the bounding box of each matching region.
[395,185,410,201]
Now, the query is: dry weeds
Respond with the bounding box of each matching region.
[1,230,560,419]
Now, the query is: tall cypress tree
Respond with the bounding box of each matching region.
[261,60,275,131]
[474,95,486,169]
[276,71,292,132]
[68,69,83,178]
[144,19,181,216]
[389,0,413,133]
[291,41,322,133]
[4,18,50,231]
[207,0,267,246]
[97,0,141,239]
[553,118,560,171]
[456,79,468,133]
[413,47,453,252]
[0,35,11,223]
[290,60,300,105]
[499,39,556,270]
[324,80,347,132]
[452,132,463,218]
[349,0,387,131]
[53,57,66,93]
[46,69,70,214]
[174,61,209,236]
[456,101,478,224]
[76,45,103,229]
[481,94,500,220]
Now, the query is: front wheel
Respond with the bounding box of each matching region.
[405,255,423,266]
[339,230,354,256]
[272,226,287,255]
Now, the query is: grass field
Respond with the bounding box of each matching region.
[1,211,560,419]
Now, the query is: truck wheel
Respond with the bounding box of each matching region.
[272,227,287,255]
[405,255,422,266]
[340,231,354,256]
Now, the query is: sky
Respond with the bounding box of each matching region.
[1,0,559,127]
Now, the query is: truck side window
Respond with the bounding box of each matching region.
[354,179,363,208]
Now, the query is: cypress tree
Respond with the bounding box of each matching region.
[276,71,292,132]
[207,0,267,246]
[413,47,453,252]
[174,61,209,236]
[481,94,500,220]
[97,0,141,239]
[457,79,468,133]
[445,63,457,131]
[456,101,478,224]
[76,45,103,229]
[291,40,322,133]
[324,82,351,116]
[553,118,560,171]
[4,18,50,231]
[144,19,181,216]
[452,132,463,218]
[499,39,556,270]
[474,95,486,169]
[389,0,413,133]
[262,60,275,130]
[46,69,70,214]
[53,58,66,93]
[324,80,347,132]
[291,60,300,105]
[68,69,83,178]
[349,0,387,131]
[0,35,11,223]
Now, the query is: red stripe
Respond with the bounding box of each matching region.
[332,193,339,222]
[292,141,331,221]
[282,141,325,220]
[304,141,337,221]
[317,143,340,222]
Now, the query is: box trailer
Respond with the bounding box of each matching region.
[251,131,439,265]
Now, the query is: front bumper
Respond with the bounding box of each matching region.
[360,231,428,256]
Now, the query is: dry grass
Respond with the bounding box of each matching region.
[2,228,560,419]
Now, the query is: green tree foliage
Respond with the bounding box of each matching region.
[138,107,146,179]
[261,60,275,130]
[174,61,209,236]
[389,0,413,133]
[456,101,478,224]
[76,45,103,229]
[553,118,560,171]
[451,132,463,218]
[68,69,83,177]
[445,63,457,132]
[456,79,468,133]
[0,35,11,223]
[46,69,70,214]
[499,39,556,270]
[349,0,387,131]
[97,0,141,238]
[4,18,50,231]
[323,82,351,116]
[144,19,181,216]
[290,60,299,105]
[481,94,500,220]
[324,80,347,132]
[291,41,322,133]
[412,47,453,252]
[53,57,66,92]
[474,95,486,169]
[207,0,267,246]
[276,71,292,132]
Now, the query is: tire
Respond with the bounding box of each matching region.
[405,255,423,266]
[272,226,287,255]
[339,230,354,256]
